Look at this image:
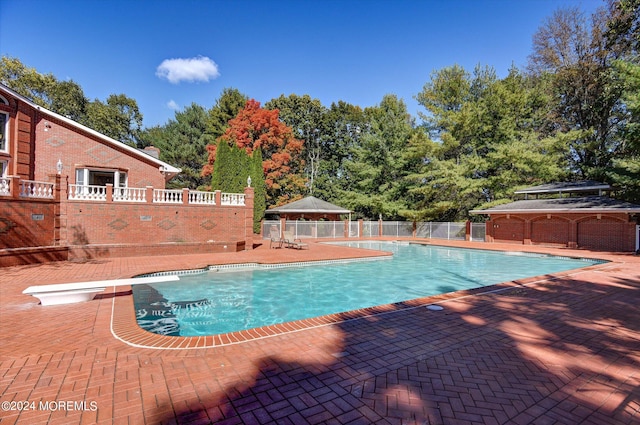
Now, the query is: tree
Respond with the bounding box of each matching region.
[413,65,564,220]
[265,94,327,195]
[210,140,266,232]
[207,87,248,139]
[341,95,417,219]
[604,0,640,202]
[250,148,267,233]
[1,56,87,121]
[605,0,640,53]
[84,94,143,146]
[317,101,367,201]
[204,99,305,206]
[528,6,628,180]
[141,103,214,189]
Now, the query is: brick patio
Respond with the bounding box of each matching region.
[1,239,639,424]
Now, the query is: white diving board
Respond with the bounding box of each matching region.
[22,275,180,306]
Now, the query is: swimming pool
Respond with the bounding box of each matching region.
[133,242,601,336]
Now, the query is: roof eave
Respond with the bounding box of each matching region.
[266,209,351,214]
[471,208,640,214]
[0,83,181,175]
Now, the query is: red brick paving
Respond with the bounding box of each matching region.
[1,239,639,424]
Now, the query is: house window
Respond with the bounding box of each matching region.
[0,160,7,177]
[75,168,127,188]
[0,112,7,153]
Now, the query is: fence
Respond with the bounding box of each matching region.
[0,176,56,199]
[263,220,485,241]
[66,184,245,206]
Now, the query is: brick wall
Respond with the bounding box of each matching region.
[486,212,637,252]
[63,202,248,246]
[33,112,166,188]
[1,187,255,265]
[0,198,57,248]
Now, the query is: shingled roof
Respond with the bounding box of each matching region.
[471,196,640,214]
[266,196,351,214]
[514,181,610,195]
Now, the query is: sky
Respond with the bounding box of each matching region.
[0,0,603,128]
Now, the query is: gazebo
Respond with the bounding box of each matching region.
[265,196,351,221]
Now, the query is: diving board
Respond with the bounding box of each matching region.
[22,275,180,306]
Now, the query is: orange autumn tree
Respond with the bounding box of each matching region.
[203,99,306,206]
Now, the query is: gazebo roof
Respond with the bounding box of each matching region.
[266,196,351,214]
[470,196,640,214]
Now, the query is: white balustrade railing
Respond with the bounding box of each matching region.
[0,177,10,196]
[68,184,107,201]
[221,193,245,206]
[113,187,147,203]
[188,190,216,205]
[63,184,245,206]
[20,180,55,199]
[153,189,183,204]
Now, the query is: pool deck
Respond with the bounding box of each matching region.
[1,239,639,424]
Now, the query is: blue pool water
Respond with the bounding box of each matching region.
[133,242,601,336]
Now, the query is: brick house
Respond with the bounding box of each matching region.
[0,83,254,266]
[471,182,640,252]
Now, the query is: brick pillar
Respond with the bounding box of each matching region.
[485,219,494,243]
[47,174,61,202]
[10,176,20,199]
[106,184,113,203]
[49,174,62,246]
[215,190,222,205]
[244,186,254,250]
[523,219,532,245]
[465,220,471,241]
[358,219,364,238]
[146,186,154,203]
[568,220,578,249]
[182,188,189,205]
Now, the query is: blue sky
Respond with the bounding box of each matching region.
[1,0,602,128]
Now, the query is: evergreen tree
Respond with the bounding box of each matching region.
[211,140,266,233]
[250,149,267,233]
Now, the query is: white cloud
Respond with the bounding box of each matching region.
[167,100,180,110]
[156,56,220,84]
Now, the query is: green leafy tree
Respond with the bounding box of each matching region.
[84,94,143,146]
[211,140,266,232]
[528,6,628,180]
[265,94,327,195]
[414,65,564,220]
[341,95,417,219]
[1,56,87,121]
[608,60,640,202]
[207,87,248,139]
[250,148,267,233]
[204,99,305,206]
[142,103,214,189]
